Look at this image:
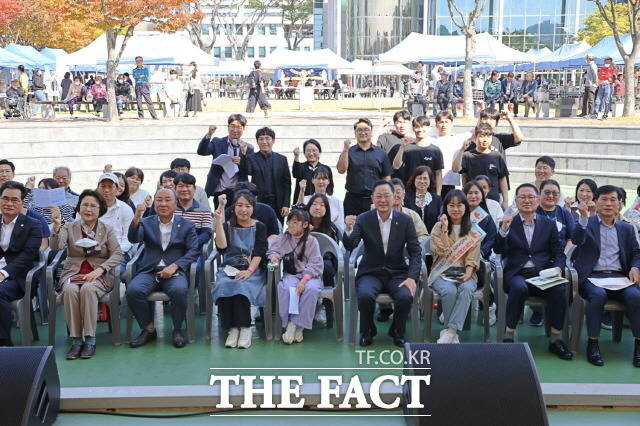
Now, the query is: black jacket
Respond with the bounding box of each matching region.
[240,151,291,212]
[0,214,42,291]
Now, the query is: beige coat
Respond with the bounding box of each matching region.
[50,220,124,291]
[430,221,480,280]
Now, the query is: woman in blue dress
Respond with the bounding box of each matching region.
[213,190,268,349]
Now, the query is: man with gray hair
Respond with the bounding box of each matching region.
[53,166,80,208]
[578,54,598,117]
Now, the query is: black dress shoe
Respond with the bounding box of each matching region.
[0,338,14,347]
[548,340,573,360]
[66,344,83,360]
[587,339,604,366]
[172,329,186,348]
[130,329,158,348]
[502,337,514,343]
[388,328,406,348]
[80,344,96,359]
[633,340,640,368]
[376,308,393,322]
[359,334,373,347]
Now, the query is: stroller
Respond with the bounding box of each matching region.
[4,96,30,119]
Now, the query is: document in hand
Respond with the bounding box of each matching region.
[589,277,634,291]
[212,154,239,176]
[526,275,568,290]
[32,187,66,208]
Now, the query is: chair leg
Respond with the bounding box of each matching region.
[334,280,344,342]
[423,290,433,342]
[612,310,624,342]
[187,290,196,343]
[48,291,57,346]
[19,299,32,346]
[264,271,274,341]
[569,298,584,354]
[38,269,49,325]
[273,277,282,341]
[125,304,133,344]
[110,295,121,346]
[30,305,39,342]
[411,300,419,342]
[348,281,358,346]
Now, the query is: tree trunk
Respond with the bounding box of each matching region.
[623,58,636,116]
[105,29,119,122]
[463,33,475,118]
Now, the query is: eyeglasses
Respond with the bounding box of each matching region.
[0,170,13,175]
[355,128,371,133]
[228,124,244,130]
[1,196,22,204]
[517,195,538,201]
[542,191,559,197]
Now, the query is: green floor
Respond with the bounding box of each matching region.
[13,302,640,387]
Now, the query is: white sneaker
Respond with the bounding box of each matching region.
[282,322,296,344]
[437,329,455,343]
[225,328,239,348]
[438,312,445,324]
[451,333,460,344]
[237,327,252,348]
[488,303,497,326]
[294,325,304,343]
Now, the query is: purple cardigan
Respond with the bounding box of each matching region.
[266,233,323,279]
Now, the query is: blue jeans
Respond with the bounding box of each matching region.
[432,277,477,331]
[594,84,612,115]
[33,89,47,114]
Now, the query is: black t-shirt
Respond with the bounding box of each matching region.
[388,143,444,183]
[377,131,406,154]
[460,149,509,202]
[466,133,516,157]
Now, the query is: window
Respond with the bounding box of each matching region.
[225,47,232,58]
[270,46,276,53]
[213,47,221,58]
[202,24,210,35]
[235,24,243,35]
[215,24,221,35]
[259,25,266,35]
[304,47,310,51]
[259,47,266,57]
[269,24,277,35]
[248,47,255,58]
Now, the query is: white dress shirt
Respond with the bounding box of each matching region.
[0,215,18,278]
[377,210,394,255]
[98,199,134,253]
[499,214,537,268]
[157,216,174,267]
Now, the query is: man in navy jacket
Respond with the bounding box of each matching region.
[571,185,640,367]
[495,183,571,360]
[197,114,254,207]
[343,180,422,347]
[0,181,42,346]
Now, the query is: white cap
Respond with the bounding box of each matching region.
[98,173,118,185]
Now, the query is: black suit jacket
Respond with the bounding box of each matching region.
[241,151,291,212]
[197,135,254,196]
[0,214,42,290]
[343,210,421,281]
[495,214,565,283]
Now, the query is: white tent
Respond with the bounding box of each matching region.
[378,32,534,65]
[526,47,552,60]
[338,59,413,75]
[57,32,213,71]
[260,48,353,70]
[209,59,252,76]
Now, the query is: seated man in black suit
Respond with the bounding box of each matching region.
[343,180,422,347]
[240,127,291,223]
[495,183,571,360]
[572,185,640,367]
[0,181,42,346]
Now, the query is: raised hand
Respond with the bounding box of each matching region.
[345,215,356,232]
[577,201,589,219]
[439,214,448,229]
[299,179,307,192]
[25,176,35,189]
[207,125,217,137]
[103,164,113,173]
[134,203,146,221]
[501,214,514,232]
[50,205,62,229]
[293,146,301,160]
[144,195,153,208]
[343,139,351,150]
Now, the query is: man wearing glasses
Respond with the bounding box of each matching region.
[495,183,572,360]
[197,114,254,208]
[0,181,42,346]
[337,118,392,216]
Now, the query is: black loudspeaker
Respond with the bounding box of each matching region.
[0,346,60,426]
[402,343,548,426]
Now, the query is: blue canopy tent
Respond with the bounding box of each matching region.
[556,34,639,68]
[4,43,56,68]
[534,41,591,70]
[0,47,37,69]
[40,48,68,62]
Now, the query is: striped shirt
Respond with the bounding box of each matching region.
[175,200,213,248]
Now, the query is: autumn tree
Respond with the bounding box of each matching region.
[186,1,222,53]
[0,0,21,28]
[279,0,312,50]
[576,2,630,45]
[446,0,486,118]
[588,0,640,116]
[58,0,201,121]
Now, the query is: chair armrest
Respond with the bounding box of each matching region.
[124,244,145,284]
[25,249,48,298]
[46,248,67,294]
[204,248,219,289]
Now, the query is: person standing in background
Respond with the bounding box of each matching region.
[132,56,158,120]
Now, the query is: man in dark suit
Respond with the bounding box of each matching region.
[343,180,422,347]
[240,126,291,223]
[126,189,200,348]
[0,181,42,346]
[495,183,571,360]
[197,114,254,208]
[571,185,640,367]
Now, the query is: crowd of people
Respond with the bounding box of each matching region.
[0,108,638,369]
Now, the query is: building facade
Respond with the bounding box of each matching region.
[319,0,598,60]
[194,2,313,61]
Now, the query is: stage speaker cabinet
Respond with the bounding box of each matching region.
[0,346,60,426]
[402,343,548,426]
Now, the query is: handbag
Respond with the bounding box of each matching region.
[282,239,303,276]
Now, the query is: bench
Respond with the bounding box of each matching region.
[32,100,165,120]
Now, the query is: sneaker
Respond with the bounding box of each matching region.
[437,329,455,344]
[451,333,460,344]
[237,327,252,349]
[294,325,304,343]
[601,115,608,120]
[488,303,497,326]
[225,328,240,348]
[282,322,296,344]
[529,310,544,327]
